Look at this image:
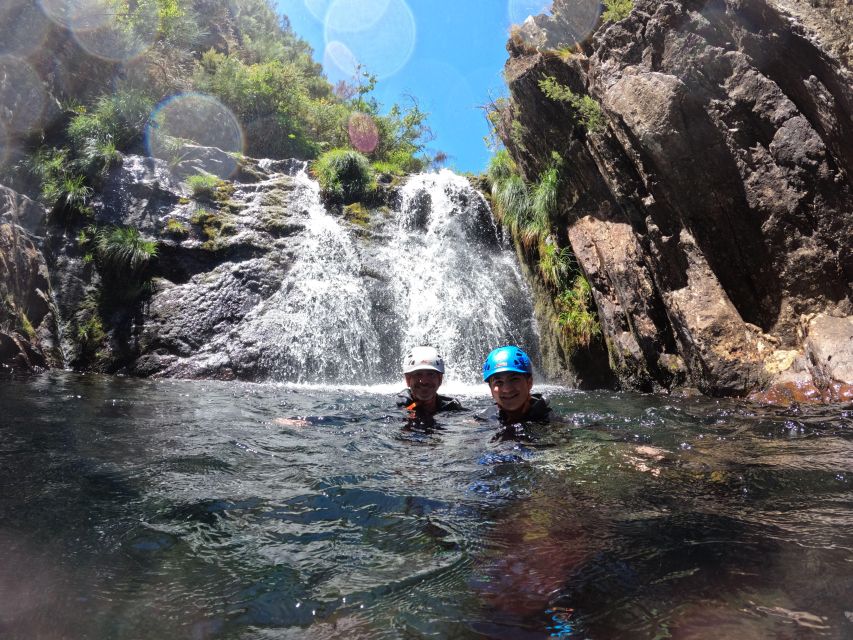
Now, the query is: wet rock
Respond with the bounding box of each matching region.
[0,187,60,374]
[498,0,853,399]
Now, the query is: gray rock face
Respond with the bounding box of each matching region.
[499,0,852,396]
[0,187,60,374]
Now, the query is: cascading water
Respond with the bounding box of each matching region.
[387,171,540,381]
[236,169,539,384]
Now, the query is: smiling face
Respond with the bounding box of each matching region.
[487,371,533,420]
[404,369,443,411]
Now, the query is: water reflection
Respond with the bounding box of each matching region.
[0,373,851,639]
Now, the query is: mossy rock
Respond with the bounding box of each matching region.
[343,202,371,227]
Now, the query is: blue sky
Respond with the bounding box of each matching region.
[275,0,553,174]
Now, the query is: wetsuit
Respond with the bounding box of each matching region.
[476,393,553,441]
[396,392,465,415]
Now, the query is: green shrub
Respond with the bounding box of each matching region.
[313,148,374,204]
[487,148,516,191]
[372,161,407,176]
[603,0,633,22]
[77,314,105,347]
[538,242,575,289]
[95,226,158,278]
[494,174,530,233]
[557,275,601,348]
[538,76,605,133]
[67,89,154,153]
[163,218,189,237]
[186,174,221,198]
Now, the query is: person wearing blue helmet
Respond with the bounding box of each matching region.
[480,345,551,426]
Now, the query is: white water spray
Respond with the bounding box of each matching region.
[235,170,539,384]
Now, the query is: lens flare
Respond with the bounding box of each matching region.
[146,93,244,178]
[323,40,360,79]
[71,0,158,62]
[304,0,333,22]
[347,113,379,153]
[0,122,10,167]
[0,0,51,57]
[325,0,390,33]
[0,56,47,135]
[324,0,415,80]
[38,0,90,28]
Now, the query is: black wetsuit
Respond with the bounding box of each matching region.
[396,392,465,415]
[476,393,553,441]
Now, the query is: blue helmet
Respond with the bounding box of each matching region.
[482,345,532,382]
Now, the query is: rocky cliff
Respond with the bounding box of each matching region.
[496,0,852,400]
[0,187,61,374]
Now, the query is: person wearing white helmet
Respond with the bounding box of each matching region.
[397,345,464,417]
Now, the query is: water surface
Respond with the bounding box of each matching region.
[1,373,852,639]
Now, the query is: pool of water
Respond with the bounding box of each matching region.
[1,372,852,639]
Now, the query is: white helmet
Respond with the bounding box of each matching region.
[402,346,445,374]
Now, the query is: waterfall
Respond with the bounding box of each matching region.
[236,169,539,385]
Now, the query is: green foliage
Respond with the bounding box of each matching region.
[77,314,106,351]
[163,218,189,237]
[67,89,154,153]
[557,275,601,348]
[538,242,575,289]
[488,150,562,247]
[530,165,559,230]
[186,174,221,198]
[487,148,516,187]
[190,208,234,248]
[538,76,606,133]
[372,161,407,176]
[603,0,633,22]
[313,148,375,204]
[95,226,158,278]
[343,202,371,227]
[494,174,530,234]
[19,311,36,340]
[193,50,325,158]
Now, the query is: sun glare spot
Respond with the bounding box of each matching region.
[0,1,51,57]
[39,0,89,28]
[323,40,360,79]
[71,0,158,62]
[304,0,333,22]
[324,0,415,80]
[348,113,379,153]
[0,56,47,135]
[0,123,10,166]
[324,0,390,34]
[146,93,244,178]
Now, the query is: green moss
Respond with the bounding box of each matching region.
[343,202,371,227]
[191,208,234,249]
[163,218,189,237]
[19,311,36,340]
